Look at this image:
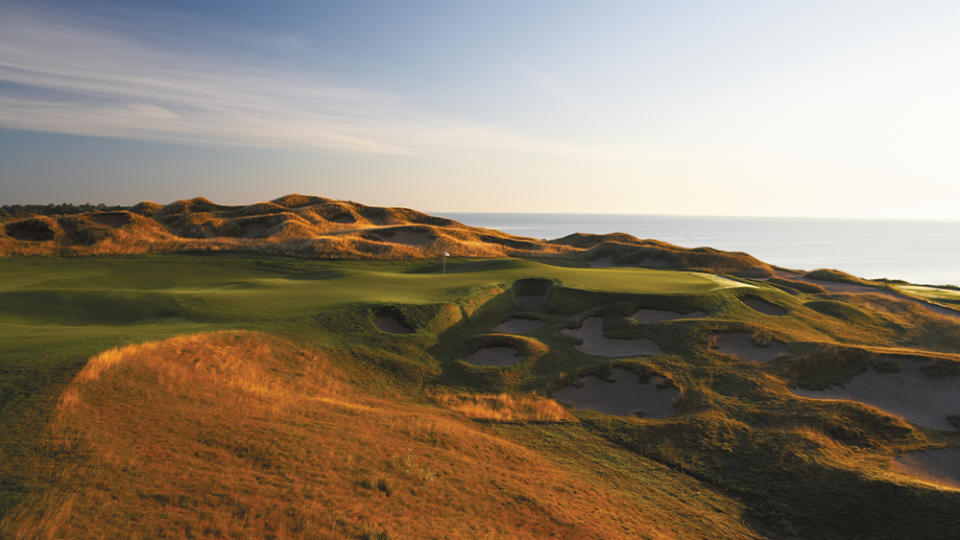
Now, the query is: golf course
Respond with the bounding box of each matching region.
[2,198,960,539]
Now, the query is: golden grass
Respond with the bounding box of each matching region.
[0,194,774,276]
[431,391,577,423]
[3,331,756,539]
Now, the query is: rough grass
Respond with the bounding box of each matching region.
[2,331,752,539]
[430,391,576,423]
[0,194,774,276]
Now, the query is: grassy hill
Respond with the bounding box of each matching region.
[0,195,773,277]
[2,200,960,538]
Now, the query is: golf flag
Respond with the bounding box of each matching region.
[444,251,450,257]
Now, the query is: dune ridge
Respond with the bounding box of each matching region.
[0,194,774,277]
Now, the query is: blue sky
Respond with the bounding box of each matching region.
[1,0,958,218]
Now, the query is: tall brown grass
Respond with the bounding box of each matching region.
[431,391,576,423]
[3,331,748,539]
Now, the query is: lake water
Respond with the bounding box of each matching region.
[440,213,960,286]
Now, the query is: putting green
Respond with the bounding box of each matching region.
[0,256,748,319]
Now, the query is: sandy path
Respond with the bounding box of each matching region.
[791,357,960,430]
[494,318,542,334]
[710,332,790,362]
[894,449,960,489]
[466,346,524,367]
[553,367,678,417]
[562,317,662,357]
[631,308,706,324]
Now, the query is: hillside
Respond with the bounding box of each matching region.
[0,195,774,277]
[1,200,960,538]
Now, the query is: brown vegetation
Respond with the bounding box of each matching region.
[3,331,749,539]
[0,195,774,276]
[431,391,576,423]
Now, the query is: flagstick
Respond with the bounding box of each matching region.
[443,252,447,275]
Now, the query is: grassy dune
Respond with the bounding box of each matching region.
[2,331,754,539]
[1,252,959,538]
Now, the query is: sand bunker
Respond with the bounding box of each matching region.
[630,308,706,324]
[710,332,790,362]
[513,278,552,309]
[493,318,542,334]
[87,212,133,228]
[553,368,678,417]
[894,449,960,489]
[373,313,414,334]
[741,295,787,316]
[378,228,434,247]
[5,220,54,241]
[791,357,960,430]
[562,317,662,357]
[466,346,524,367]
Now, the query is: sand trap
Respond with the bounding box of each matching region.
[710,332,790,362]
[379,228,434,246]
[373,313,414,334]
[466,346,524,367]
[562,317,662,357]
[87,212,133,228]
[493,318,542,334]
[5,220,54,241]
[791,357,960,430]
[630,308,706,324]
[741,295,787,316]
[553,368,678,417]
[513,278,552,309]
[894,449,960,489]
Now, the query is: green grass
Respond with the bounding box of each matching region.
[2,253,960,538]
[894,284,960,305]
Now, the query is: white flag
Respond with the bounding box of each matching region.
[444,251,450,257]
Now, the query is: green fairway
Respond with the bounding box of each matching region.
[0,255,746,320]
[895,284,960,305]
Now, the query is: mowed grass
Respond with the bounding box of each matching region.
[894,284,960,306]
[0,255,744,318]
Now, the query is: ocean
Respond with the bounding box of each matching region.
[440,213,960,286]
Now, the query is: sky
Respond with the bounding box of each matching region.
[1,0,958,218]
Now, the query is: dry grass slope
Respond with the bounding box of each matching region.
[2,331,756,539]
[0,194,774,276]
[431,392,577,423]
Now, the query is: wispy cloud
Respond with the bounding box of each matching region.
[0,4,629,157]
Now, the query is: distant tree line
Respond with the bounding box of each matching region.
[0,203,128,219]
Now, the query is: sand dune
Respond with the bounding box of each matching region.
[0,195,776,276]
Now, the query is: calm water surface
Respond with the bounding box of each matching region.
[440,213,960,286]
